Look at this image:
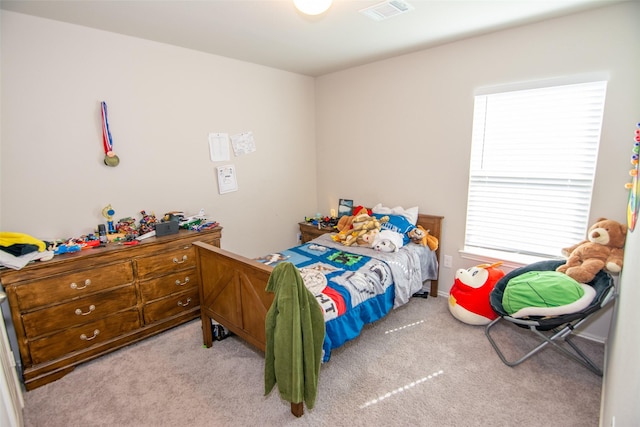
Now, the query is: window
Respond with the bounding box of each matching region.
[464,80,607,259]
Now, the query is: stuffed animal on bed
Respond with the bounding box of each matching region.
[556,218,627,283]
[356,228,379,247]
[372,230,404,252]
[407,225,439,251]
[332,207,388,247]
[448,262,505,326]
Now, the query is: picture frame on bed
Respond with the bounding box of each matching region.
[338,199,353,217]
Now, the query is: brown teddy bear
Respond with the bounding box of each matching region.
[555,218,627,283]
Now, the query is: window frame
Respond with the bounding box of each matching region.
[463,77,608,263]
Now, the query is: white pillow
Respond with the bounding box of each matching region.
[372,203,419,225]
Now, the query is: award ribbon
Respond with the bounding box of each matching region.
[101,101,119,167]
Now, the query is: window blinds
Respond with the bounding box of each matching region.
[465,80,607,258]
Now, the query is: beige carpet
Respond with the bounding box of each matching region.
[22,296,604,427]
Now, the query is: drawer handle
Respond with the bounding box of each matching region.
[70,279,91,290]
[173,255,188,264]
[178,298,192,307]
[80,329,100,341]
[175,277,190,286]
[75,305,96,316]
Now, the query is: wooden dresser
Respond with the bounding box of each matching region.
[0,227,221,390]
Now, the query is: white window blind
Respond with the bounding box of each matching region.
[465,80,607,258]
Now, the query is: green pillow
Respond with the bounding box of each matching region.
[503,271,584,316]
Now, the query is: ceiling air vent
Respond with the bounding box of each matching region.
[359,0,414,21]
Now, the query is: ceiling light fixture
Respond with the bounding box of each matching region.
[293,0,333,16]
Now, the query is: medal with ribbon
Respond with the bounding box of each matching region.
[101,101,120,167]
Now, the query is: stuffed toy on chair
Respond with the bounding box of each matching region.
[556,218,627,283]
[449,262,505,326]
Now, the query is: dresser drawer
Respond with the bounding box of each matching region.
[143,288,199,324]
[136,246,196,280]
[22,285,138,338]
[139,269,198,302]
[14,262,134,311]
[29,309,141,365]
[2,227,222,390]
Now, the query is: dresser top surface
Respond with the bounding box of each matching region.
[0,227,222,284]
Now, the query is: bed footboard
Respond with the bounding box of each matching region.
[194,242,274,351]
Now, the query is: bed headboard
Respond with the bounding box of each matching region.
[415,213,444,297]
[363,208,443,297]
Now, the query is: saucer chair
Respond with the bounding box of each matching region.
[484,259,616,376]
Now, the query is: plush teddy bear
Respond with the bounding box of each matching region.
[555,218,627,283]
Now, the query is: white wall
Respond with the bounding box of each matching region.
[1,11,317,257]
[601,224,640,426]
[315,2,640,340]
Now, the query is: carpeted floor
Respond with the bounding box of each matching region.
[22,296,604,427]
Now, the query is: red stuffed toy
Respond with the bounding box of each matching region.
[448,262,504,326]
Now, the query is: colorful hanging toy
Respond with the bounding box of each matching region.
[625,122,640,231]
[101,101,120,167]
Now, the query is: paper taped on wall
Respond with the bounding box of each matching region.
[216,164,238,194]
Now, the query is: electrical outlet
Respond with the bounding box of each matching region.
[444,255,452,268]
[296,232,302,243]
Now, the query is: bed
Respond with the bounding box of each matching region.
[193,211,443,415]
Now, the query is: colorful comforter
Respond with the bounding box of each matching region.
[256,233,438,362]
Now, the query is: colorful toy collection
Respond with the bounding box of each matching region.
[331,207,388,247]
[625,122,640,231]
[304,214,338,229]
[47,206,218,256]
[308,205,440,254]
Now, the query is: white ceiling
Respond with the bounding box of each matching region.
[0,0,621,76]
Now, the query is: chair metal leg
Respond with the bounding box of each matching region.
[564,335,603,376]
[485,317,543,367]
[484,317,603,376]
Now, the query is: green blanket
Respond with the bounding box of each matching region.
[264,262,325,410]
